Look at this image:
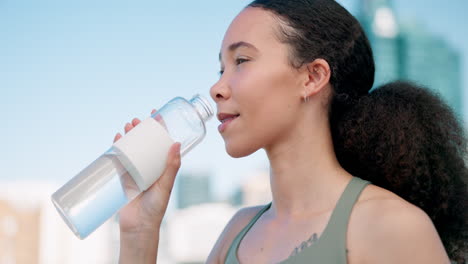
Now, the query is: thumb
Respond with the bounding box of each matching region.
[152,142,181,193]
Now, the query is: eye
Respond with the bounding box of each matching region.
[218,57,249,77]
[235,58,249,65]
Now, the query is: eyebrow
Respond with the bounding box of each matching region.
[218,41,259,61]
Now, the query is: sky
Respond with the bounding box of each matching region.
[1,0,467,200]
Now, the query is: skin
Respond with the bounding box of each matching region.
[118,7,450,264]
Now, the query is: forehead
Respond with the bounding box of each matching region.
[221,7,280,54]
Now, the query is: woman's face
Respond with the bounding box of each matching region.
[210,7,306,158]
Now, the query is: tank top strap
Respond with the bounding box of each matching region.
[225,203,272,264]
[317,177,370,255]
[225,177,370,264]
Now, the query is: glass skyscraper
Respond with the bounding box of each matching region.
[359,0,400,88]
[399,22,462,117]
[357,0,463,118]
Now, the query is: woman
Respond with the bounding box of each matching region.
[116,0,467,263]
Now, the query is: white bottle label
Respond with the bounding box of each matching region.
[112,117,174,192]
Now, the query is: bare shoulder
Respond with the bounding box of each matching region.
[347,184,450,264]
[206,204,267,264]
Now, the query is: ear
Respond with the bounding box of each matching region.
[301,58,331,99]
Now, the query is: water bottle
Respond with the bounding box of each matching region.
[51,94,214,239]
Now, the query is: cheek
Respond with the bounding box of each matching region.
[230,100,296,156]
[231,68,265,101]
[253,101,297,142]
[223,62,300,155]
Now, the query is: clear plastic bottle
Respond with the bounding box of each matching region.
[51,94,214,239]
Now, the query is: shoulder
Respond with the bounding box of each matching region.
[206,204,268,264]
[347,184,450,264]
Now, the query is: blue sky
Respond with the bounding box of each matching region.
[1,0,467,199]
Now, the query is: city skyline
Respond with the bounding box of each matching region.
[1,0,467,201]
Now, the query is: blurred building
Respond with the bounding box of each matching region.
[359,0,401,86]
[0,181,119,264]
[358,0,463,117]
[177,173,213,209]
[165,203,236,264]
[0,199,40,264]
[398,21,463,116]
[231,170,271,207]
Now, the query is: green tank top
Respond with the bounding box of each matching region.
[224,177,370,264]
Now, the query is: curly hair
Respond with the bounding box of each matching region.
[248,0,467,261]
[334,81,468,263]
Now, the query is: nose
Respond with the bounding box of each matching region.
[210,76,231,103]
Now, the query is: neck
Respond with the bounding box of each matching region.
[264,109,352,218]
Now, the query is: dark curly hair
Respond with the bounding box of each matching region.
[248,0,467,262]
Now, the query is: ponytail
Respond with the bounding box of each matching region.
[331,81,468,263]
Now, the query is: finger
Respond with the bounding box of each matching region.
[151,110,163,122]
[154,114,163,122]
[124,122,133,133]
[113,133,122,143]
[131,118,141,127]
[153,142,181,192]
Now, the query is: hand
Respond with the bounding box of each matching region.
[114,109,181,234]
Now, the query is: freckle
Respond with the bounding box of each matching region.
[260,247,264,252]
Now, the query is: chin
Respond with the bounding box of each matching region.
[225,141,259,158]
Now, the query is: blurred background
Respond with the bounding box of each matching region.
[0,0,466,263]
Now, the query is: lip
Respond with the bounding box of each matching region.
[217,113,240,133]
[217,113,239,122]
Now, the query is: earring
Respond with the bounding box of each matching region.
[303,92,309,103]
